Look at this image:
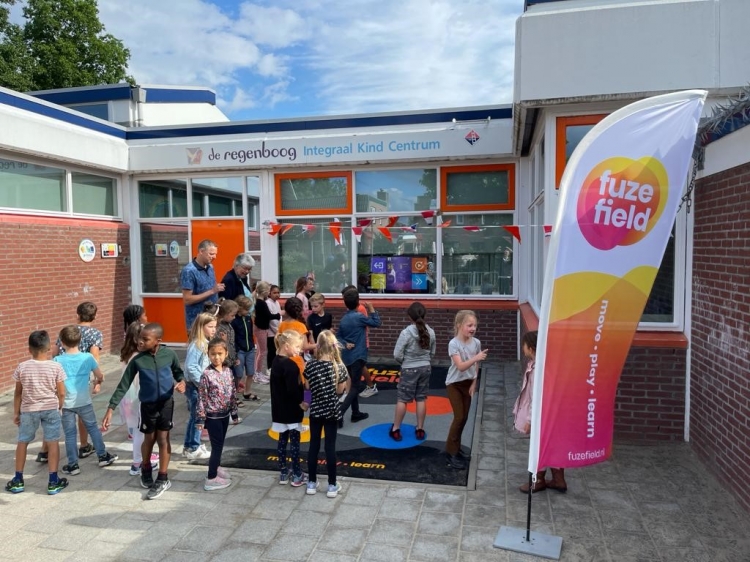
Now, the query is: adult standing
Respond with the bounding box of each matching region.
[219,253,255,301]
[181,239,224,333]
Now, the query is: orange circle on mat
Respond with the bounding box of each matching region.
[268,417,312,442]
[406,396,452,415]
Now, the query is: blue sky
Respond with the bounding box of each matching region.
[15,1,524,121]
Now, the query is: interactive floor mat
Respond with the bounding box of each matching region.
[211,364,479,487]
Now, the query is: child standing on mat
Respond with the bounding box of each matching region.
[55,325,118,476]
[215,299,242,407]
[7,330,68,495]
[445,310,487,470]
[341,285,377,398]
[232,296,258,402]
[266,284,283,368]
[336,288,381,426]
[196,337,239,491]
[101,323,186,500]
[513,330,567,494]
[304,330,349,498]
[184,313,217,460]
[306,293,332,343]
[390,302,436,442]
[270,330,309,487]
[253,281,279,385]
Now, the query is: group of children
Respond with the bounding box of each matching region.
[11,285,556,501]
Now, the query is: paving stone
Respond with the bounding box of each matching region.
[360,541,409,562]
[262,532,317,561]
[250,497,299,520]
[315,527,367,555]
[386,485,426,501]
[208,543,265,562]
[423,489,465,512]
[229,518,284,544]
[367,519,416,547]
[410,533,459,561]
[416,511,462,536]
[377,498,422,521]
[341,483,386,506]
[282,510,331,536]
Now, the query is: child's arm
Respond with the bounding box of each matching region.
[90,346,101,363]
[56,381,66,410]
[13,382,22,426]
[91,366,105,395]
[393,330,408,364]
[360,306,381,328]
[172,353,186,394]
[450,348,488,373]
[101,361,138,430]
[195,374,207,429]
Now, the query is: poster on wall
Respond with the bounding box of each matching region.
[154,244,168,257]
[78,239,96,263]
[369,256,428,292]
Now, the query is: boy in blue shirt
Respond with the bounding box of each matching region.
[336,288,381,427]
[54,325,118,476]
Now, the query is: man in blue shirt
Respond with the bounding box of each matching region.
[181,239,224,332]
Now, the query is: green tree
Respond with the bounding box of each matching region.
[0,0,132,92]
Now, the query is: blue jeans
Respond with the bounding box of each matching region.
[62,403,105,465]
[234,348,256,383]
[18,409,61,443]
[184,384,201,451]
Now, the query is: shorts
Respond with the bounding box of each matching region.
[18,409,62,443]
[139,396,174,434]
[234,348,255,381]
[397,365,431,403]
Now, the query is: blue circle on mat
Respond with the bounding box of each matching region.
[360,423,426,450]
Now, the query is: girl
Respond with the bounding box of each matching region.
[390,302,436,441]
[215,299,242,406]
[270,330,309,487]
[195,337,238,491]
[445,310,487,470]
[119,321,158,475]
[232,296,258,401]
[303,330,349,498]
[183,313,216,460]
[294,276,314,320]
[513,331,567,494]
[253,282,280,384]
[123,304,147,333]
[266,285,283,368]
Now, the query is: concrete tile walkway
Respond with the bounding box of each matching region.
[0,354,747,561]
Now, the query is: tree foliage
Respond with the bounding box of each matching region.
[0,0,132,92]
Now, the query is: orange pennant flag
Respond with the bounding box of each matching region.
[377,226,393,243]
[503,225,522,244]
[329,222,342,244]
[268,222,283,236]
[438,219,452,228]
[386,216,399,228]
[280,224,295,235]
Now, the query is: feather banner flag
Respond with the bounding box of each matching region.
[377,227,393,243]
[503,225,522,244]
[529,90,706,475]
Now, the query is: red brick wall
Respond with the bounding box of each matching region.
[0,215,131,390]
[691,160,750,513]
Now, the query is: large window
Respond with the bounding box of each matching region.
[0,156,119,217]
[275,171,352,216]
[441,164,514,211]
[555,115,607,188]
[139,180,188,218]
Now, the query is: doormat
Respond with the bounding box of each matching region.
[201,363,479,487]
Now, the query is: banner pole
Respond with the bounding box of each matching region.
[526,472,533,542]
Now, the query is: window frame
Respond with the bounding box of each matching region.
[440,163,516,212]
[274,170,352,216]
[554,114,607,189]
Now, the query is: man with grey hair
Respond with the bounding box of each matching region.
[181,239,224,332]
[219,252,256,301]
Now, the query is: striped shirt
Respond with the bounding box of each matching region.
[304,359,348,420]
[12,359,66,412]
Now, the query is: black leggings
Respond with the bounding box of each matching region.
[205,415,229,479]
[267,336,277,368]
[308,417,338,485]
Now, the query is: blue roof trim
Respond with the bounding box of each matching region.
[0,90,126,139]
[31,85,132,104]
[126,106,513,140]
[143,88,216,105]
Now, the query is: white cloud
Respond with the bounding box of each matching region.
[235,3,311,48]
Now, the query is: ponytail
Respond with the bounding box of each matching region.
[407,302,430,349]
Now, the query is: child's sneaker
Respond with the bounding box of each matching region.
[147,478,171,500]
[217,467,231,480]
[279,471,289,485]
[98,452,118,467]
[327,482,342,498]
[150,453,159,468]
[204,476,231,491]
[47,478,69,495]
[185,447,210,460]
[62,463,81,475]
[140,471,154,489]
[35,452,48,464]
[5,478,24,494]
[306,481,318,495]
[129,463,142,476]
[360,384,378,398]
[338,392,347,403]
[78,443,95,458]
[291,472,309,487]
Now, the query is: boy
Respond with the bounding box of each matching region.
[232,295,257,401]
[7,330,69,495]
[341,285,378,398]
[306,293,332,343]
[55,326,118,476]
[101,323,186,500]
[336,288,381,427]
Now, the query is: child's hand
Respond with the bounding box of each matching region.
[195,424,203,431]
[346,342,355,350]
[365,301,375,313]
[469,379,478,397]
[13,414,20,426]
[300,401,309,411]
[92,382,101,395]
[174,380,186,394]
[234,359,240,366]
[523,422,531,434]
[477,349,488,362]
[101,410,113,432]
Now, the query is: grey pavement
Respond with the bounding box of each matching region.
[0,352,748,561]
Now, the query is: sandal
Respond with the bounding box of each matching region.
[389,426,403,442]
[243,393,259,401]
[415,428,426,440]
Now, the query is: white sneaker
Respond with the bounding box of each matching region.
[217,466,231,480]
[360,384,378,398]
[204,476,231,491]
[198,444,211,458]
[327,482,342,498]
[253,373,270,385]
[185,446,210,460]
[306,481,318,495]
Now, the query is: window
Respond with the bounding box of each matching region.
[277,218,352,293]
[555,115,607,188]
[138,180,188,218]
[355,169,436,212]
[441,164,515,211]
[140,222,188,294]
[0,159,65,212]
[275,171,352,216]
[69,103,109,121]
[190,177,244,217]
[72,173,117,216]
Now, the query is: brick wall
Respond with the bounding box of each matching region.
[691,160,750,513]
[0,215,131,390]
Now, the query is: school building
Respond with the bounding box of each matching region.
[0,0,747,511]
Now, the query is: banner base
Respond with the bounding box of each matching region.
[493,526,563,560]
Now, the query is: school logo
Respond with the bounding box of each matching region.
[186,148,203,165]
[577,156,668,251]
[465,130,480,146]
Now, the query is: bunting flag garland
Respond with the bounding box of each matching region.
[358,219,373,227]
[463,225,481,232]
[352,226,363,243]
[268,222,284,236]
[280,224,294,236]
[377,226,393,243]
[420,210,435,225]
[401,224,418,232]
[329,221,342,245]
[301,224,317,236]
[543,225,553,237]
[503,225,522,244]
[439,219,452,228]
[386,216,399,228]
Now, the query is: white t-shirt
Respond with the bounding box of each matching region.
[446,337,481,385]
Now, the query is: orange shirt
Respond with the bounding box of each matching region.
[278,319,308,383]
